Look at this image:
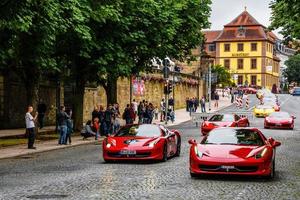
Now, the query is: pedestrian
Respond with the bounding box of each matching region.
[93,117,100,140]
[188,98,194,116]
[92,105,100,121]
[123,104,135,125]
[25,106,38,149]
[57,105,71,145]
[200,96,206,113]
[194,97,199,112]
[138,102,145,123]
[81,120,96,139]
[132,99,138,115]
[185,97,189,112]
[160,99,165,122]
[154,106,159,120]
[98,105,105,136]
[230,88,234,103]
[65,108,73,144]
[37,101,46,129]
[214,91,219,108]
[104,105,113,135]
[168,97,174,111]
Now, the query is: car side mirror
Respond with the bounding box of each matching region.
[272,141,281,147]
[292,116,296,119]
[188,139,197,145]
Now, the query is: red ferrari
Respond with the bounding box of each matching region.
[102,124,181,162]
[189,127,281,179]
[264,112,295,130]
[201,114,249,135]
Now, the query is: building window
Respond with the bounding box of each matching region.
[208,44,215,52]
[251,43,257,51]
[251,58,257,69]
[237,43,244,51]
[224,44,230,52]
[224,59,230,69]
[237,59,244,69]
[238,75,243,85]
[251,75,257,86]
[0,75,4,118]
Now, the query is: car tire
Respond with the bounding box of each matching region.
[162,143,168,162]
[175,137,181,157]
[267,160,275,179]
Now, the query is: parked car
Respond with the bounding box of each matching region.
[189,127,281,179]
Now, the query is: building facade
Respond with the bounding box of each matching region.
[203,10,280,89]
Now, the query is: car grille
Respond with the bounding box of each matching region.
[268,123,290,128]
[107,152,151,158]
[199,165,258,172]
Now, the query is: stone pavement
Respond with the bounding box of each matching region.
[0,97,232,160]
[0,126,56,138]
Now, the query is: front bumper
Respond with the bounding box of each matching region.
[265,121,293,129]
[190,155,272,176]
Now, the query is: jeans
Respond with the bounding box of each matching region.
[59,125,67,144]
[27,128,35,148]
[201,105,206,113]
[126,118,133,125]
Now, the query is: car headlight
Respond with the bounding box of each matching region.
[254,148,267,159]
[194,146,203,158]
[106,143,112,148]
[288,119,293,123]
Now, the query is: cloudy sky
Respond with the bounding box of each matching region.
[208,0,282,38]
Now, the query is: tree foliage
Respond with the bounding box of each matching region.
[212,65,232,87]
[269,0,300,40]
[283,54,300,84]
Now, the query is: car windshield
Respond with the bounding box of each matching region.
[209,114,234,122]
[256,105,273,109]
[269,112,290,118]
[203,128,264,146]
[114,124,161,137]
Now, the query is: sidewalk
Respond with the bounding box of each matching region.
[0,98,232,160]
[0,126,56,138]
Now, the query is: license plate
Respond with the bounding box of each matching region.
[221,165,234,169]
[275,123,281,126]
[120,150,136,155]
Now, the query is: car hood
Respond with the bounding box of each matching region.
[197,144,264,159]
[108,136,159,148]
[267,117,291,123]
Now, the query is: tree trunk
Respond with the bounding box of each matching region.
[73,79,85,131]
[24,80,39,111]
[105,76,118,106]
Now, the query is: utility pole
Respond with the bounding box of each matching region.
[208,63,212,112]
[162,58,170,125]
[165,80,169,125]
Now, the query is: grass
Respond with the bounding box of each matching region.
[0,132,61,148]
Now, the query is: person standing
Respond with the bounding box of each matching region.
[160,99,165,122]
[200,96,206,113]
[168,97,174,111]
[65,108,73,144]
[132,99,138,115]
[188,98,194,116]
[37,102,46,129]
[92,106,100,121]
[57,105,71,145]
[194,97,199,112]
[104,105,113,135]
[25,106,38,149]
[214,91,219,108]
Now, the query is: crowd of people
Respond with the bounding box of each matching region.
[186,97,206,114]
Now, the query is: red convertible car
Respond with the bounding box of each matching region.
[201,114,250,135]
[264,112,295,130]
[189,127,281,179]
[102,124,181,162]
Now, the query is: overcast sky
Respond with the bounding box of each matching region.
[208,0,282,38]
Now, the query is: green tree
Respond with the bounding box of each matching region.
[0,0,65,107]
[212,65,232,87]
[269,0,300,40]
[283,54,300,84]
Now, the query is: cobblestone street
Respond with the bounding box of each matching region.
[0,95,299,200]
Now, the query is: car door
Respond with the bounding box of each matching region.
[166,129,177,156]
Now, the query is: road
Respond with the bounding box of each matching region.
[0,94,299,200]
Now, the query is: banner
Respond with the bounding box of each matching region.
[132,77,145,96]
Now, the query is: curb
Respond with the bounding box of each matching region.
[0,138,104,160]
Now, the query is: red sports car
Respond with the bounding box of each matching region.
[201,114,250,135]
[264,112,295,130]
[102,124,181,162]
[189,127,281,178]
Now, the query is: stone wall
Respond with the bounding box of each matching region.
[83,73,200,123]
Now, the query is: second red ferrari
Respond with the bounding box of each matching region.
[201,114,250,135]
[189,127,281,179]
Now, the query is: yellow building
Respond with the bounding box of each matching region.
[203,9,280,89]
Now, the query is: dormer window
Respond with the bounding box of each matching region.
[237,26,246,37]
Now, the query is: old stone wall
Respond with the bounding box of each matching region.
[83,74,200,123]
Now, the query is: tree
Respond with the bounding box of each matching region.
[283,54,300,84]
[269,0,300,40]
[93,0,212,104]
[0,0,65,107]
[211,65,232,87]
